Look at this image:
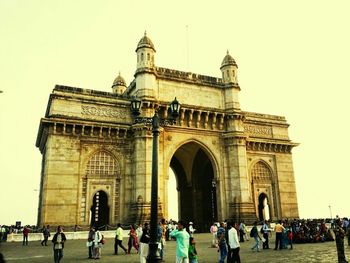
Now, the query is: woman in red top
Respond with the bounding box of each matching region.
[127,225,139,254]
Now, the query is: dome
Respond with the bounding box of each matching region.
[112,72,126,87]
[135,31,155,52]
[220,50,237,69]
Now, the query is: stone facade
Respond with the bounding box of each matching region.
[36,33,299,229]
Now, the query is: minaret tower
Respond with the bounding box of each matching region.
[136,31,156,70]
[220,50,238,84]
[220,50,240,110]
[111,72,127,95]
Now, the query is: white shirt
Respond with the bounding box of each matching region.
[228,227,240,249]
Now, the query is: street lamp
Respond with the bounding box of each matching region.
[131,97,180,263]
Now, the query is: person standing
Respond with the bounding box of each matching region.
[52,226,66,263]
[274,220,285,250]
[139,223,150,263]
[41,225,50,246]
[217,222,227,263]
[188,237,198,263]
[114,223,127,255]
[170,220,190,263]
[334,219,348,263]
[250,221,261,252]
[87,226,95,259]
[188,222,196,237]
[228,222,241,263]
[210,222,218,247]
[22,226,29,246]
[262,220,269,249]
[93,228,102,259]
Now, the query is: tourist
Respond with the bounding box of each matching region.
[128,225,139,254]
[22,226,29,246]
[239,222,245,242]
[217,222,227,263]
[87,226,95,259]
[170,220,190,263]
[93,228,103,259]
[159,218,167,261]
[41,225,50,246]
[139,222,150,263]
[287,226,294,249]
[274,220,285,250]
[188,237,198,263]
[334,219,348,263]
[210,222,218,247]
[228,221,240,263]
[52,226,66,263]
[250,221,261,252]
[188,222,196,237]
[262,220,269,249]
[114,223,127,255]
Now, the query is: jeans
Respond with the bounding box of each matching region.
[218,243,227,263]
[251,236,260,251]
[53,249,63,263]
[275,232,283,249]
[22,235,28,246]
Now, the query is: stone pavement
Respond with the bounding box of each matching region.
[0,233,349,262]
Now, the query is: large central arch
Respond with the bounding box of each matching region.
[169,141,218,232]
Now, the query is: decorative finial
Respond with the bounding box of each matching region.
[227,49,229,55]
[118,71,121,76]
[144,30,147,36]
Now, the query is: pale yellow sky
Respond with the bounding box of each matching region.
[0,0,349,225]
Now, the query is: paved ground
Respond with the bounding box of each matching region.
[0,233,349,262]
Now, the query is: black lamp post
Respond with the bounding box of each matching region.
[131,97,180,263]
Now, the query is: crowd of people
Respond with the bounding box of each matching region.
[1,217,350,263]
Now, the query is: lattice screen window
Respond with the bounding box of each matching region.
[252,161,271,181]
[87,151,118,175]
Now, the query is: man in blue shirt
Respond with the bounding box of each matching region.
[170,220,190,263]
[217,222,227,263]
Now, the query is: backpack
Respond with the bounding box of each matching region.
[260,227,264,234]
[250,227,256,237]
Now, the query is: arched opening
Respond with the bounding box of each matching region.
[167,168,179,221]
[90,190,109,228]
[170,142,217,232]
[258,193,270,221]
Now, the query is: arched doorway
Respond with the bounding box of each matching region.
[258,193,270,221]
[90,190,109,228]
[170,142,217,232]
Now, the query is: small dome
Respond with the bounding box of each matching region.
[112,72,126,87]
[220,50,237,69]
[136,31,156,52]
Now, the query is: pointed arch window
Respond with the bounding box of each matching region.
[251,161,271,181]
[86,151,119,176]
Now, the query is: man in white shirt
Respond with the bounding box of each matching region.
[228,222,240,263]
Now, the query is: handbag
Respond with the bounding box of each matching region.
[86,241,92,247]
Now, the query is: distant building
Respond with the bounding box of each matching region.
[36,33,299,231]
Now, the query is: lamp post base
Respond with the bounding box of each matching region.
[146,242,162,263]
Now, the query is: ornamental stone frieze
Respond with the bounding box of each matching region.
[81,105,128,119]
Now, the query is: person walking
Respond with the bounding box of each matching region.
[139,223,150,263]
[274,220,285,250]
[22,226,29,246]
[334,219,348,263]
[127,225,139,254]
[87,226,95,259]
[228,222,241,263]
[250,221,261,252]
[114,223,127,255]
[41,225,50,246]
[52,226,66,263]
[217,222,227,263]
[170,220,190,263]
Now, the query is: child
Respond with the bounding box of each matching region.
[287,228,293,249]
[188,237,198,263]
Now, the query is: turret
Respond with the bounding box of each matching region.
[111,72,127,95]
[220,50,238,84]
[136,31,156,69]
